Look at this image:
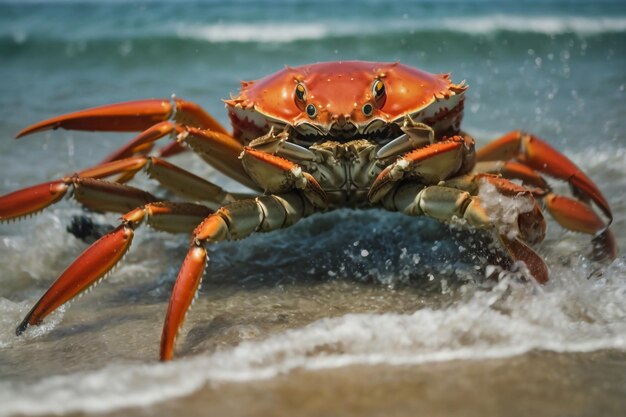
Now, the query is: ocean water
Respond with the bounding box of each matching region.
[0,1,625,416]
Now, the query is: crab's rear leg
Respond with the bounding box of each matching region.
[476,131,612,222]
[0,157,157,221]
[0,156,239,221]
[160,193,316,361]
[16,202,212,335]
[544,193,617,260]
[473,160,617,260]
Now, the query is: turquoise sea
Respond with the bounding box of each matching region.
[0,1,625,416]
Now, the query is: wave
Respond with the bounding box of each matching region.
[176,16,626,43]
[4,15,626,46]
[1,262,625,416]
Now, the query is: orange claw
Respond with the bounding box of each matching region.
[16,99,174,138]
[0,180,68,221]
[16,225,134,335]
[242,147,327,207]
[476,131,611,221]
[160,245,207,361]
[369,138,468,203]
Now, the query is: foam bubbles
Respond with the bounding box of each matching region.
[1,256,625,416]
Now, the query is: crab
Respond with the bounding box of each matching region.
[0,61,617,361]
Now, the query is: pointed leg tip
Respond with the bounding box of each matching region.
[15,319,30,336]
[592,229,618,262]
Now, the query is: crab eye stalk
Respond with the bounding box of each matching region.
[372,79,386,107]
[361,103,374,117]
[306,103,317,119]
[295,83,307,110]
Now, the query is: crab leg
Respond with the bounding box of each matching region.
[445,172,617,261]
[476,131,611,222]
[100,121,184,164]
[544,193,617,260]
[381,177,549,283]
[0,157,154,221]
[179,128,260,190]
[98,123,256,191]
[16,202,212,336]
[0,156,241,221]
[16,98,230,168]
[16,98,229,138]
[369,135,476,203]
[473,160,549,191]
[471,161,616,259]
[161,193,315,360]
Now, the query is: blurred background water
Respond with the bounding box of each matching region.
[0,1,625,416]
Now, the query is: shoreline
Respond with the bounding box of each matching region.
[93,349,626,417]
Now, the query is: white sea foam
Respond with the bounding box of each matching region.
[439,15,626,35]
[176,22,330,43]
[1,260,625,416]
[175,16,626,44]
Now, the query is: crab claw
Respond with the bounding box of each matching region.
[160,245,207,361]
[369,137,473,203]
[16,225,133,335]
[0,180,69,221]
[476,131,611,222]
[241,147,327,208]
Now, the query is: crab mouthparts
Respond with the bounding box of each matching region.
[293,120,401,146]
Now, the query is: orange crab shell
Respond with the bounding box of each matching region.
[225,61,467,139]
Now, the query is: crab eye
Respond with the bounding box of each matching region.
[295,83,307,109]
[372,79,386,106]
[306,103,317,118]
[362,103,374,117]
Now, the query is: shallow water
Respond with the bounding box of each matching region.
[1,1,625,416]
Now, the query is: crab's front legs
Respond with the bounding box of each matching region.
[161,193,315,360]
[369,134,476,202]
[17,97,229,138]
[381,177,549,283]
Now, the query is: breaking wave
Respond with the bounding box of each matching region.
[1,260,625,416]
[176,16,626,44]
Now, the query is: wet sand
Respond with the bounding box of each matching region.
[91,350,626,417]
